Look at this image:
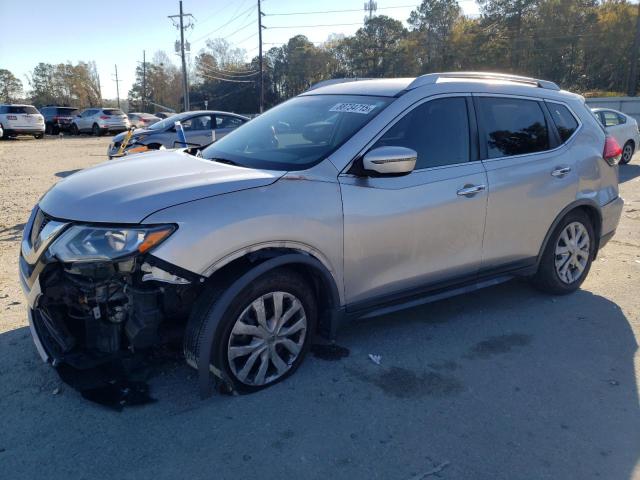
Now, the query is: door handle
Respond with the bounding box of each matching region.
[551,166,571,177]
[457,184,486,197]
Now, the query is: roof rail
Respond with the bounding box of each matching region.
[407,72,560,91]
[306,77,371,91]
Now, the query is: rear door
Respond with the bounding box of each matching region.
[476,95,579,272]
[340,95,488,305]
[214,114,246,140]
[182,114,215,145]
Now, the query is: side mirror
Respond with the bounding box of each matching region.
[362,146,417,176]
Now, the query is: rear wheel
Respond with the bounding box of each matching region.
[34,133,44,139]
[620,141,634,165]
[70,123,79,136]
[532,210,595,294]
[92,123,101,136]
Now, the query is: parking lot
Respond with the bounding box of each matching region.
[0,136,639,479]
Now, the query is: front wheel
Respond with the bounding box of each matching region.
[620,141,634,165]
[532,210,595,294]
[186,269,317,393]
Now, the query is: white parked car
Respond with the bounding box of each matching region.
[70,108,130,136]
[592,108,640,164]
[127,112,161,129]
[0,104,45,139]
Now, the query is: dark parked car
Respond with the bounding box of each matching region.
[40,106,78,134]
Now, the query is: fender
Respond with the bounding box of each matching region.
[197,253,341,398]
[534,198,603,269]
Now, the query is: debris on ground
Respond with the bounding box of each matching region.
[407,461,450,479]
[368,354,382,365]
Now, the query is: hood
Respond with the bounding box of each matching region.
[112,128,156,142]
[39,150,284,223]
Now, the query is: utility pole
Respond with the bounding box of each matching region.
[169,1,194,111]
[113,64,121,109]
[628,1,640,96]
[364,0,377,23]
[142,50,146,112]
[258,0,265,113]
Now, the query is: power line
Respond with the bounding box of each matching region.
[191,4,257,44]
[198,63,259,77]
[267,22,364,29]
[264,4,415,16]
[200,72,256,83]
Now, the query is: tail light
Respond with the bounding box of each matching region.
[100,115,109,120]
[7,115,17,120]
[603,136,622,166]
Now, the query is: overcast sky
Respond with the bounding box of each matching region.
[0,0,480,100]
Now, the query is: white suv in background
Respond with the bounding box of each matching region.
[0,105,45,139]
[70,108,130,136]
[592,108,640,164]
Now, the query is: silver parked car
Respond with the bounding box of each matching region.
[20,72,624,396]
[127,112,161,129]
[591,107,640,164]
[71,107,130,136]
[107,110,248,157]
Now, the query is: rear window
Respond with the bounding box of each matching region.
[477,97,550,159]
[103,109,124,116]
[55,107,78,115]
[547,102,579,142]
[7,105,39,114]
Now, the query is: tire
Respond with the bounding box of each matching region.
[34,133,44,139]
[92,123,101,136]
[70,124,79,136]
[531,210,595,295]
[186,268,317,393]
[620,141,634,165]
[45,123,52,135]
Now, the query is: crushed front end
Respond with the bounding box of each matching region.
[19,207,202,369]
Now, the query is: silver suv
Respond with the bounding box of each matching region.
[70,108,130,136]
[20,72,624,396]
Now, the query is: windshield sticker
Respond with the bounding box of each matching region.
[329,103,377,115]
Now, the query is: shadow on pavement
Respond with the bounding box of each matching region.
[619,163,640,183]
[0,280,638,479]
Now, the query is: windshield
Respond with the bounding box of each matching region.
[148,112,190,131]
[201,95,392,170]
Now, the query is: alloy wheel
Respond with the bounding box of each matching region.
[227,291,307,386]
[554,221,590,284]
[622,144,633,163]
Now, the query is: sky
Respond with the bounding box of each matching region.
[0,0,480,100]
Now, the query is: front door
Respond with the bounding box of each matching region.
[183,114,215,146]
[340,95,488,306]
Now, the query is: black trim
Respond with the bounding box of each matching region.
[539,100,561,149]
[599,230,615,249]
[145,254,205,283]
[472,96,488,160]
[466,96,480,162]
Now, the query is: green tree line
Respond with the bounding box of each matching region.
[3,0,639,113]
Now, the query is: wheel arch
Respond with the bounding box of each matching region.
[536,200,603,268]
[193,249,342,398]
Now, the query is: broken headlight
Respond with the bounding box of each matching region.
[48,225,175,263]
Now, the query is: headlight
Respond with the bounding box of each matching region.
[48,225,175,262]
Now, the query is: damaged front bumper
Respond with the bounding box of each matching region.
[19,208,203,369]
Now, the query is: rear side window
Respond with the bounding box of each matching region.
[7,105,39,114]
[216,115,245,129]
[601,111,621,127]
[477,97,549,159]
[372,97,470,169]
[103,109,124,116]
[547,102,579,142]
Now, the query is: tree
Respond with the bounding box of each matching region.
[0,69,23,103]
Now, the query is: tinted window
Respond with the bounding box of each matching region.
[601,111,621,127]
[7,105,39,114]
[182,115,212,130]
[478,97,549,158]
[372,97,470,169]
[56,107,77,116]
[216,115,244,129]
[103,109,124,116]
[547,102,579,142]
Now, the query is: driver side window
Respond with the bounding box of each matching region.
[182,115,212,131]
[372,97,470,169]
